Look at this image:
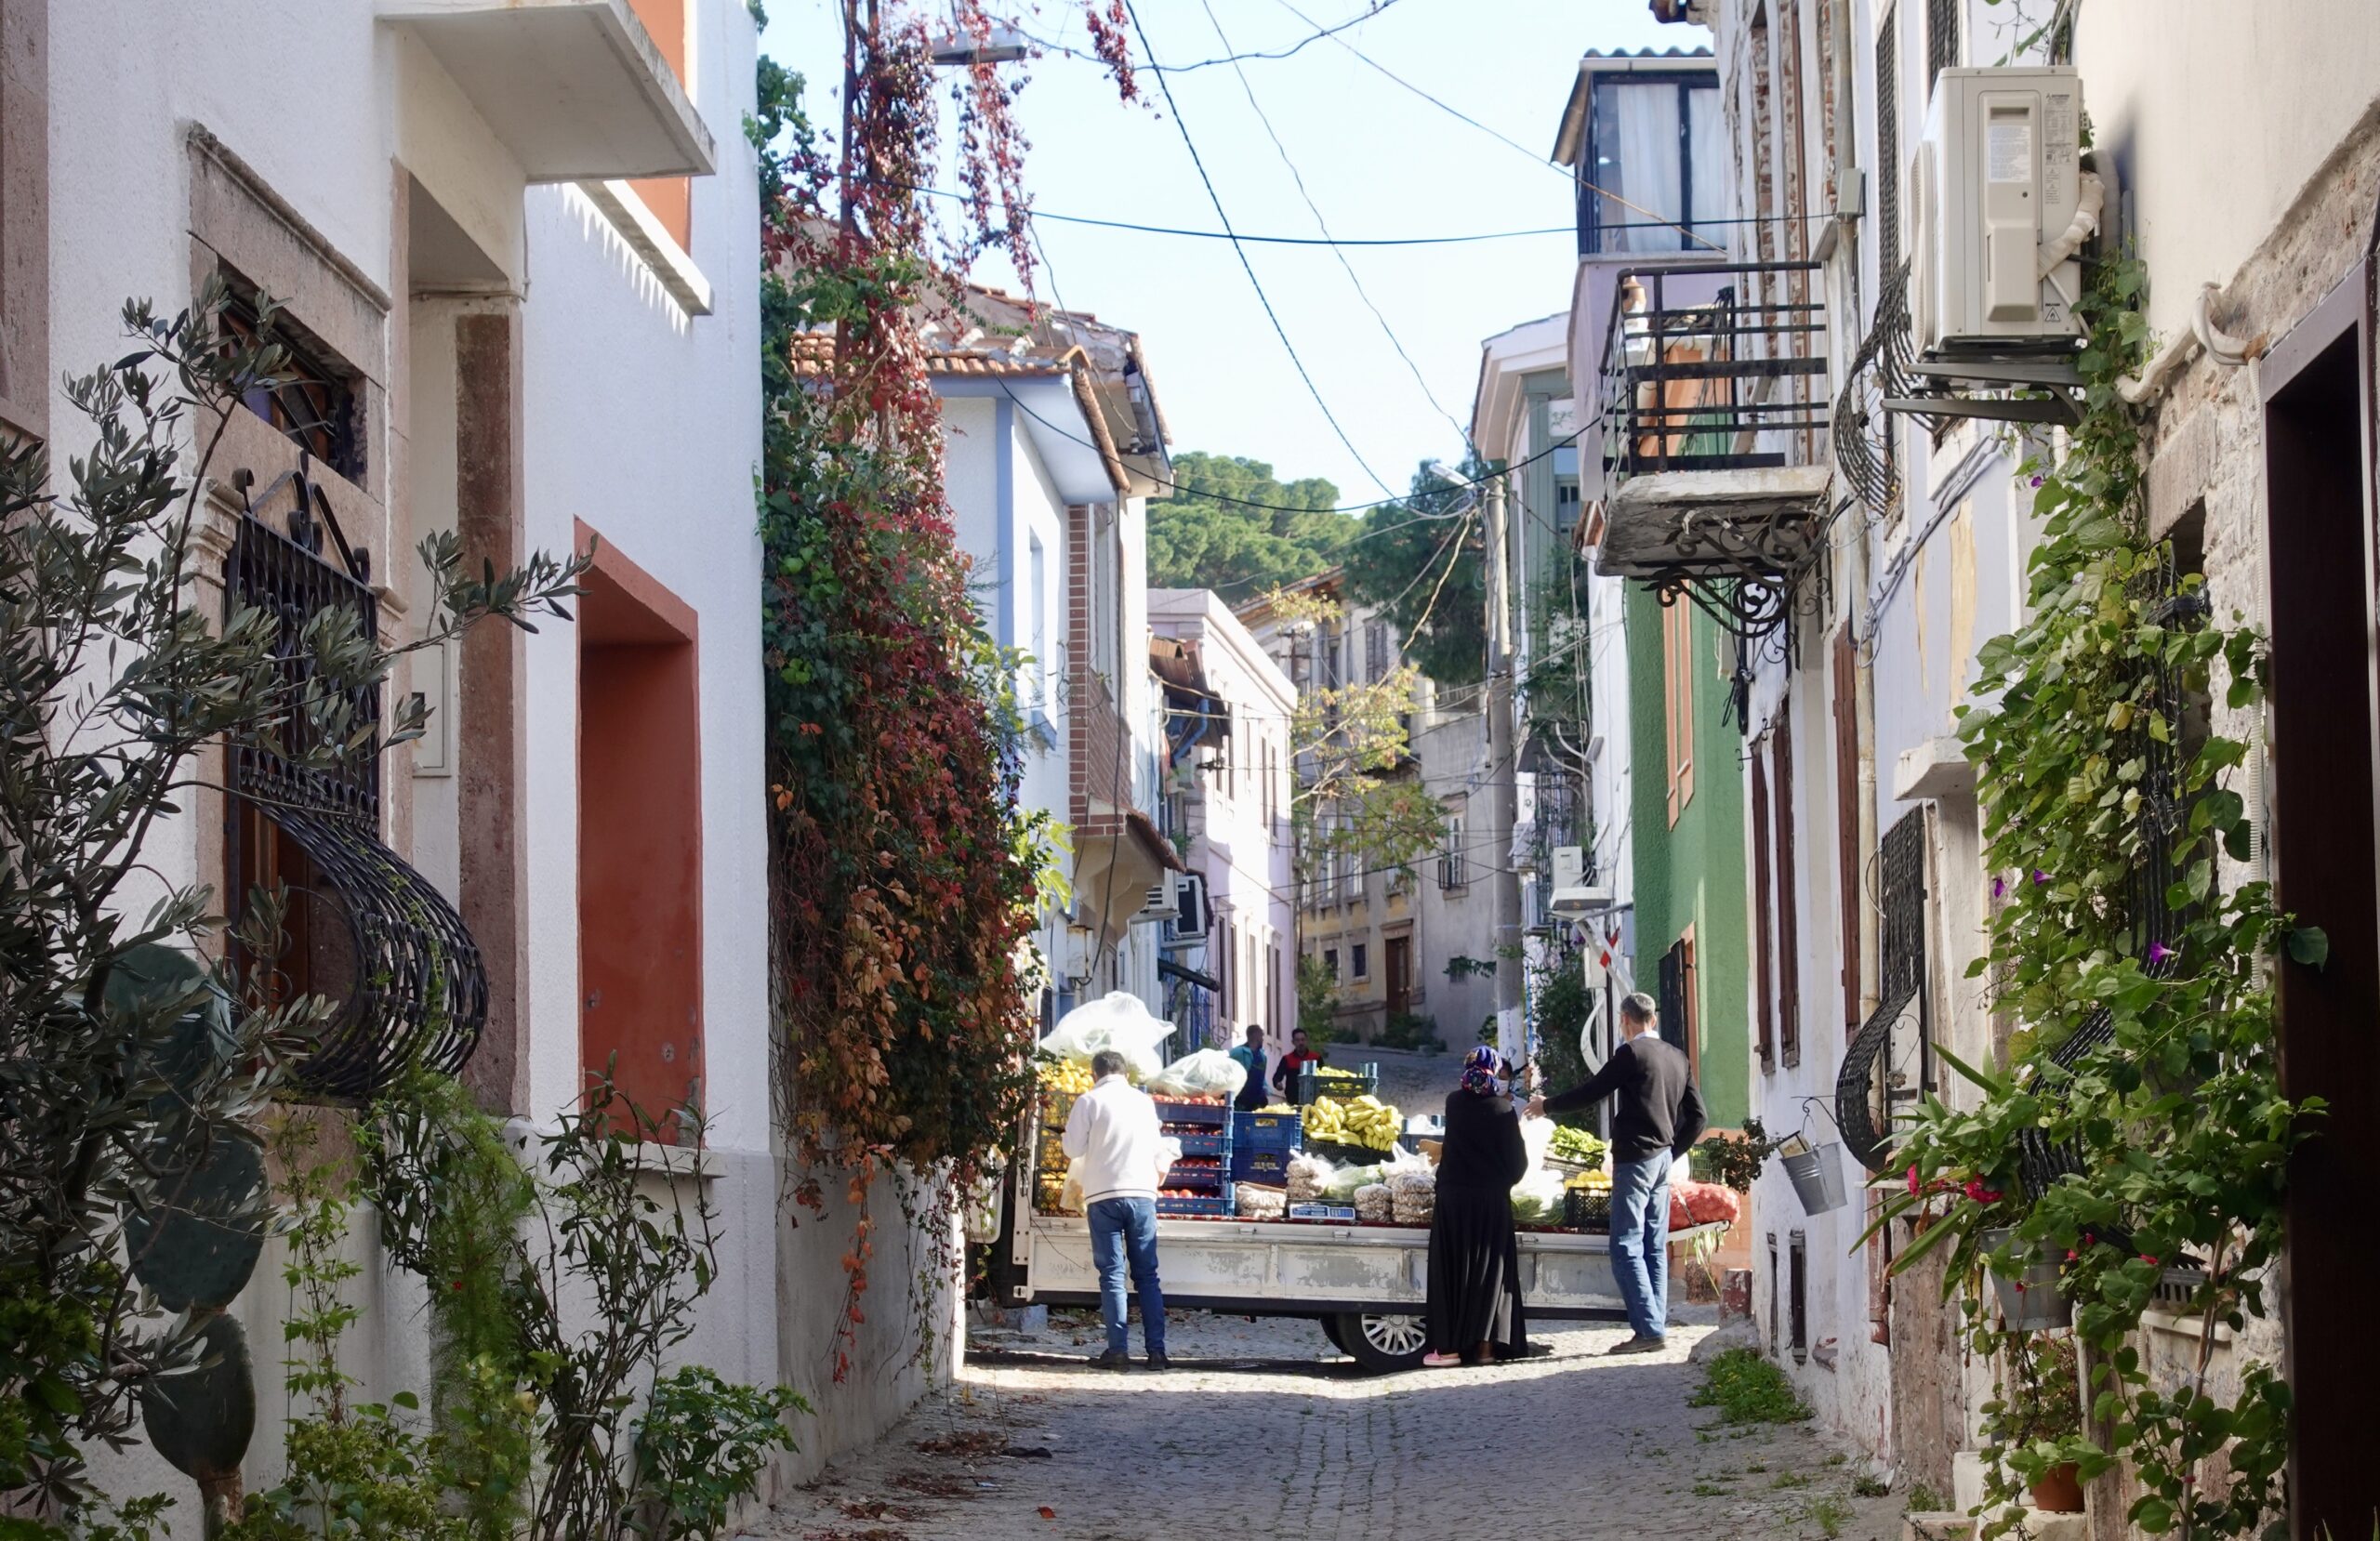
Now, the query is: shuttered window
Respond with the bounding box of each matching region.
[1663,602,1696,825]
[1752,752,1776,1072]
[1925,0,1959,92]
[1832,628,1863,1034]
[1776,716,1803,1068]
[1875,7,1900,282]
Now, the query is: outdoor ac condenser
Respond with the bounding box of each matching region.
[1910,66,2089,356]
[1547,845,1613,919]
[1165,871,1210,943]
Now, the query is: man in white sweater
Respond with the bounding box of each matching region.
[1061,1050,1174,1369]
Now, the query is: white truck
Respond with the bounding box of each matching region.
[987,1146,1721,1372]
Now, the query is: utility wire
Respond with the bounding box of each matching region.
[1118,0,1398,498]
[1195,0,1472,448]
[1018,0,1410,73]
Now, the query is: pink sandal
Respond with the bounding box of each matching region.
[1421,1351,1462,1367]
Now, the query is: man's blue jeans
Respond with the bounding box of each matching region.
[1609,1153,1673,1340]
[1087,1196,1166,1356]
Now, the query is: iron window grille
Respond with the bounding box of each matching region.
[225,463,486,1100]
[1789,1229,1809,1363]
[1838,807,1930,1170]
[1876,7,1901,285]
[1437,810,1468,891]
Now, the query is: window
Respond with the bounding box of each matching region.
[0,0,47,442]
[1662,600,1696,825]
[1554,446,1582,539]
[1775,716,1802,1068]
[1875,7,1901,281]
[1221,917,1236,1018]
[1580,71,1726,254]
[1323,947,1340,982]
[1657,929,1699,1076]
[1267,941,1280,1031]
[1366,622,1389,682]
[1438,801,1469,891]
[1789,1229,1810,1363]
[1351,942,1369,981]
[1026,532,1048,711]
[1752,750,1775,1071]
[1831,628,1863,1034]
[220,285,364,482]
[1925,0,1959,93]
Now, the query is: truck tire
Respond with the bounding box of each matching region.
[1330,1312,1427,1374]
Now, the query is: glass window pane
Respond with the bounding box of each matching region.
[1593,80,1686,252]
[1686,85,1728,243]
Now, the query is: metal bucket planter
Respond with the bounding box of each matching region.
[1981,1227,2071,1330]
[1780,1143,1849,1216]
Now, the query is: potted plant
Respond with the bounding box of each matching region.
[1998,1334,2086,1513]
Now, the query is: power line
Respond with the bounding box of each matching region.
[1118,0,1398,498]
[1018,0,1411,74]
[1195,0,1472,448]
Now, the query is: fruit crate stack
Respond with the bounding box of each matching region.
[1296,1062,1379,1106]
[1232,1108,1300,1185]
[1154,1097,1234,1218]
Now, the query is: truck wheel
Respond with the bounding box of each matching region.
[1330,1312,1427,1374]
[1318,1315,1346,1353]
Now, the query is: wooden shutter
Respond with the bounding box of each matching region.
[1832,628,1863,1034]
[1752,751,1776,1071]
[1664,603,1697,823]
[1777,715,1802,1068]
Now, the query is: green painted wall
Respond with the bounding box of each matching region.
[1625,585,1751,1130]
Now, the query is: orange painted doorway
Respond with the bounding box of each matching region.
[576,524,703,1140]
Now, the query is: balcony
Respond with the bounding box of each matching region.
[380,0,716,182]
[1592,260,1831,644]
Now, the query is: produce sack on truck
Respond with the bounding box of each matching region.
[1148,1047,1247,1100]
[1285,1153,1334,1205]
[1038,991,1174,1081]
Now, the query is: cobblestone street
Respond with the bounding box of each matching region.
[746,1312,1904,1541]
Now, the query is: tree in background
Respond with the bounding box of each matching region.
[1342,460,1488,690]
[1145,452,1352,595]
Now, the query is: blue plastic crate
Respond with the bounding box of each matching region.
[1156,1192,1234,1219]
[1162,1155,1230,1192]
[1230,1148,1290,1184]
[1153,1099,1231,1126]
[1233,1111,1301,1151]
[1166,1127,1230,1159]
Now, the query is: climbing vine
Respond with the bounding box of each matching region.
[753,14,1064,1381]
[1873,254,2314,1537]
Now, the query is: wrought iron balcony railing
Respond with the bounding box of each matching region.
[1591,260,1834,651]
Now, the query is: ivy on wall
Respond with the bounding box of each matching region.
[1870,254,2316,1537]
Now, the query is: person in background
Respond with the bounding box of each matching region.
[1421,1046,1529,1367]
[1528,991,1707,1354]
[1272,1025,1323,1100]
[1227,1023,1269,1112]
[1061,1048,1172,1370]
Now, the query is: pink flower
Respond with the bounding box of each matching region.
[2140,1253,2159,1265]
[2065,1249,2078,1262]
[1908,1165,1922,1195]
[2033,870,2051,886]
[1992,876,2007,900]
[1962,1179,2003,1204]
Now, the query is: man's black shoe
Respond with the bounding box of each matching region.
[1145,1352,1171,1371]
[1090,1349,1132,1370]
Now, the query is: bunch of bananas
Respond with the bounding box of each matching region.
[1304,1094,1402,1152]
[1038,1059,1095,1096]
[1255,1102,1298,1115]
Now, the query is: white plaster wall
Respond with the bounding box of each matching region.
[2073,0,2380,351]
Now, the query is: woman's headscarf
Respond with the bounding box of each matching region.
[1459,1045,1503,1098]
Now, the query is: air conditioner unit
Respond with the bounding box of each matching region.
[1135,873,1181,925]
[1547,845,1615,919]
[1165,872,1211,943]
[1910,67,2093,358]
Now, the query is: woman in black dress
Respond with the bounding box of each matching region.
[1423,1047,1529,1366]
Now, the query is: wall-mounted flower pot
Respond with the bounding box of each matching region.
[1980,1227,2071,1330]
[2029,1461,2085,1513]
[1781,1142,1849,1216]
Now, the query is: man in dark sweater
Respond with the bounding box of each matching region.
[1527,991,1707,1353]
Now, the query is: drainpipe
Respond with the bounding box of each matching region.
[1485,473,1527,1069]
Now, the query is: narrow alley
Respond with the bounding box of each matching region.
[752,1313,1901,1541]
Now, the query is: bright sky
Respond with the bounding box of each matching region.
[757,1,1712,507]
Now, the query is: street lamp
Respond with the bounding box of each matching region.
[927,23,1028,65]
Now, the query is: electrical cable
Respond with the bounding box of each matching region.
[1015,0,1410,74]
[1118,0,1398,497]
[1196,0,1473,447]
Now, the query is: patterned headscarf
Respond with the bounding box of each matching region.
[1459,1045,1502,1098]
